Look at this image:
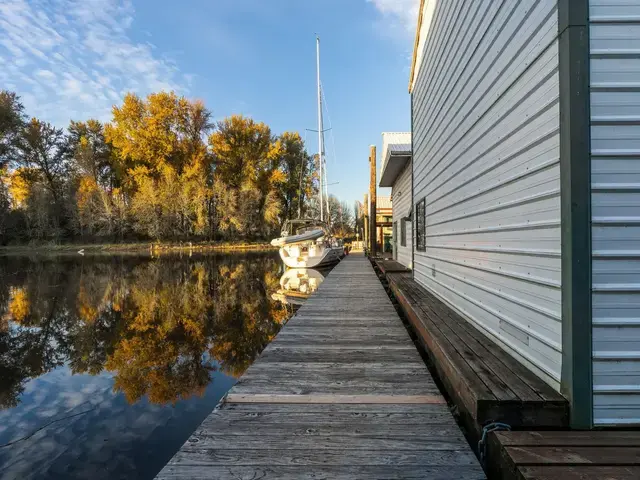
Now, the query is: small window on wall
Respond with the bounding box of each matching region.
[400,218,407,247]
[416,199,426,252]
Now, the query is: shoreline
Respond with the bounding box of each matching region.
[0,241,278,255]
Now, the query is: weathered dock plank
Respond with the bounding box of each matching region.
[155,254,485,479]
[157,465,486,480]
[487,430,640,480]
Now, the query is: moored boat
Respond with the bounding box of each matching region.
[270,36,345,269]
[273,219,343,269]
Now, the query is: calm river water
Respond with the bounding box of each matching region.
[0,251,316,479]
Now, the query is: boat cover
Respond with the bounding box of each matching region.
[270,228,324,247]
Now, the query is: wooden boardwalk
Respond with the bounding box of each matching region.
[156,254,485,479]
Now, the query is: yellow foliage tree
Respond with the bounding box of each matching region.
[1,88,327,243]
[105,93,214,239]
[7,168,34,209]
[209,115,286,238]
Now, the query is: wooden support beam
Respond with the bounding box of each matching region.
[369,145,377,256]
[363,193,369,252]
[558,0,593,429]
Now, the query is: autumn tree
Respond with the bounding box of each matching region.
[105,92,214,239]
[67,120,124,236]
[0,88,353,244]
[209,115,284,238]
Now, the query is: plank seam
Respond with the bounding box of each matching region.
[225,394,447,405]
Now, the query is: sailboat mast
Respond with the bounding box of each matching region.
[316,36,324,223]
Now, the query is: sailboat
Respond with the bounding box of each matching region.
[271,36,344,269]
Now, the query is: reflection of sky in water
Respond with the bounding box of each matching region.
[0,252,293,480]
[0,356,235,480]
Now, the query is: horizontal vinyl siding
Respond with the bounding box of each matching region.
[590,0,640,426]
[392,161,412,268]
[411,0,561,389]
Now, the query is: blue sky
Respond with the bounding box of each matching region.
[0,0,417,205]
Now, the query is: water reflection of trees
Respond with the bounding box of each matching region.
[0,254,292,409]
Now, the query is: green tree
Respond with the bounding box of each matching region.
[67,120,121,236]
[0,167,10,239]
[14,119,70,205]
[209,115,284,238]
[0,90,25,169]
[278,132,314,222]
[10,119,71,237]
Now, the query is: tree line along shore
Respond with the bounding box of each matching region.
[0,90,359,247]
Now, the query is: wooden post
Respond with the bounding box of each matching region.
[363,193,369,252]
[369,145,377,256]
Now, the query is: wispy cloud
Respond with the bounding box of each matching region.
[0,0,189,126]
[367,0,419,38]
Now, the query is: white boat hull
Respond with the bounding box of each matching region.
[279,245,343,269]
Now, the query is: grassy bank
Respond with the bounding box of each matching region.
[0,240,277,255]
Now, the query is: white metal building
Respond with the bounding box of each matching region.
[379,133,413,268]
[409,0,640,428]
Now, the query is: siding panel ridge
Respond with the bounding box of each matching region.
[427,155,559,218]
[419,101,559,201]
[424,220,560,238]
[414,0,557,172]
[428,244,561,259]
[427,189,561,229]
[420,251,562,290]
[418,46,559,189]
[412,0,460,101]
[413,0,511,146]
[413,0,501,145]
[417,71,560,197]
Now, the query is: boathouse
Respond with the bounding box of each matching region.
[408,0,640,428]
[379,132,413,268]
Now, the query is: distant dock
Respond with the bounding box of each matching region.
[156,253,484,479]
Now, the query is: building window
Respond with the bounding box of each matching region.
[416,199,426,252]
[401,218,407,247]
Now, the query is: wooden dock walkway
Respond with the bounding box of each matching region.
[156,253,485,479]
